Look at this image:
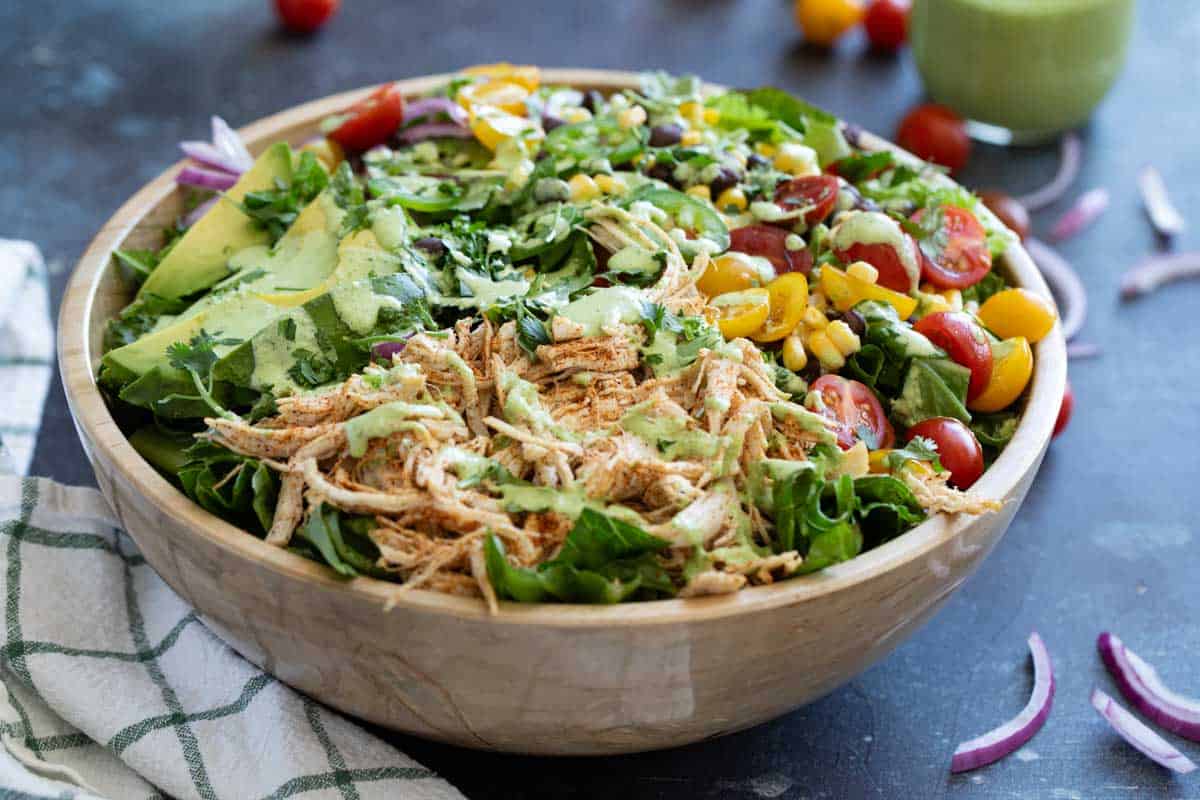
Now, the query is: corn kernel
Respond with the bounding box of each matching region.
[826,320,861,356]
[568,173,601,201]
[773,142,820,177]
[617,105,647,129]
[680,130,703,147]
[782,333,808,372]
[807,330,845,370]
[702,107,721,125]
[809,291,828,311]
[685,184,711,201]
[594,173,627,195]
[942,288,964,311]
[562,107,592,124]
[679,101,703,124]
[755,142,777,157]
[715,187,747,212]
[846,261,879,284]
[803,306,828,330]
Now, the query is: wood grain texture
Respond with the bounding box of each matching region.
[57,69,1067,755]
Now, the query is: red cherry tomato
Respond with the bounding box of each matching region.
[896,104,970,173]
[914,311,993,401]
[274,0,340,33]
[864,0,909,51]
[328,83,406,153]
[729,225,814,276]
[810,375,895,451]
[912,205,992,289]
[833,236,921,294]
[774,176,840,226]
[1053,380,1073,438]
[906,417,984,489]
[979,190,1031,241]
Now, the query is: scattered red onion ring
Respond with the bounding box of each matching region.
[1098,632,1200,742]
[1091,688,1197,774]
[1066,341,1102,360]
[950,632,1055,773]
[182,196,218,228]
[1120,251,1200,300]
[371,339,409,361]
[1051,188,1110,242]
[404,97,468,126]
[397,123,474,144]
[177,165,239,191]
[1017,133,1082,211]
[1137,166,1186,240]
[1024,238,1087,341]
[180,116,253,175]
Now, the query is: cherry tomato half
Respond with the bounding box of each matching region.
[711,288,771,339]
[810,375,895,451]
[979,190,1031,241]
[906,417,983,489]
[896,103,970,173]
[913,205,992,289]
[774,175,840,227]
[1053,380,1074,438]
[864,0,909,51]
[752,273,810,342]
[697,252,772,296]
[729,224,813,276]
[328,83,406,153]
[274,0,340,32]
[914,311,993,401]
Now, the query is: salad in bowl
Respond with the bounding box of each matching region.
[97,66,1057,611]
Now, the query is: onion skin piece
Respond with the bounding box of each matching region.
[1098,632,1200,742]
[404,97,468,126]
[1138,166,1186,239]
[1091,688,1197,774]
[177,165,239,191]
[950,632,1055,773]
[397,123,473,144]
[1121,252,1200,300]
[1051,188,1110,242]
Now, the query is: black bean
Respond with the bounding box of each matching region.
[708,167,740,199]
[646,162,678,188]
[801,358,823,383]
[747,153,770,170]
[648,123,683,147]
[582,90,604,113]
[840,309,867,337]
[413,237,446,257]
[541,113,566,132]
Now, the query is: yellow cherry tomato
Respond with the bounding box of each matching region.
[977,288,1057,343]
[752,273,810,342]
[457,80,532,116]
[868,449,936,477]
[820,264,918,319]
[697,252,773,297]
[969,336,1034,412]
[794,0,866,47]
[711,288,771,339]
[462,63,541,91]
[469,106,541,151]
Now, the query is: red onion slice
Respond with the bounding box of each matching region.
[1025,238,1087,341]
[404,97,468,126]
[1051,188,1110,241]
[950,632,1055,773]
[1098,632,1200,742]
[398,123,474,144]
[1091,688,1197,774]
[371,338,410,361]
[1138,166,1186,239]
[208,115,254,172]
[1120,252,1200,299]
[177,165,239,191]
[1017,133,1082,211]
[182,196,218,228]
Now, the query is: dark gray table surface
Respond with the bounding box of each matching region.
[4,1,1198,797]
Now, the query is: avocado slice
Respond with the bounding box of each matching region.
[137,142,293,301]
[101,188,346,388]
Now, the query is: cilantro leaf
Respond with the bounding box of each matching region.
[164,330,241,420]
[239,151,329,243]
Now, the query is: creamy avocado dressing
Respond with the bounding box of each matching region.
[249,310,321,391]
[770,402,838,446]
[454,270,530,308]
[620,404,726,461]
[330,281,405,335]
[830,211,920,291]
[344,400,449,457]
[559,286,645,336]
[498,369,577,441]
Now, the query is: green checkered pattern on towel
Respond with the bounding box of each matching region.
[0,476,463,800]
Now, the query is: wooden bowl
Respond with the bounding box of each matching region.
[59,70,1067,755]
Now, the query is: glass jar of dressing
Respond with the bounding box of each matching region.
[910,0,1135,144]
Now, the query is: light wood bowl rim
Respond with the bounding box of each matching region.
[58,68,1067,627]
